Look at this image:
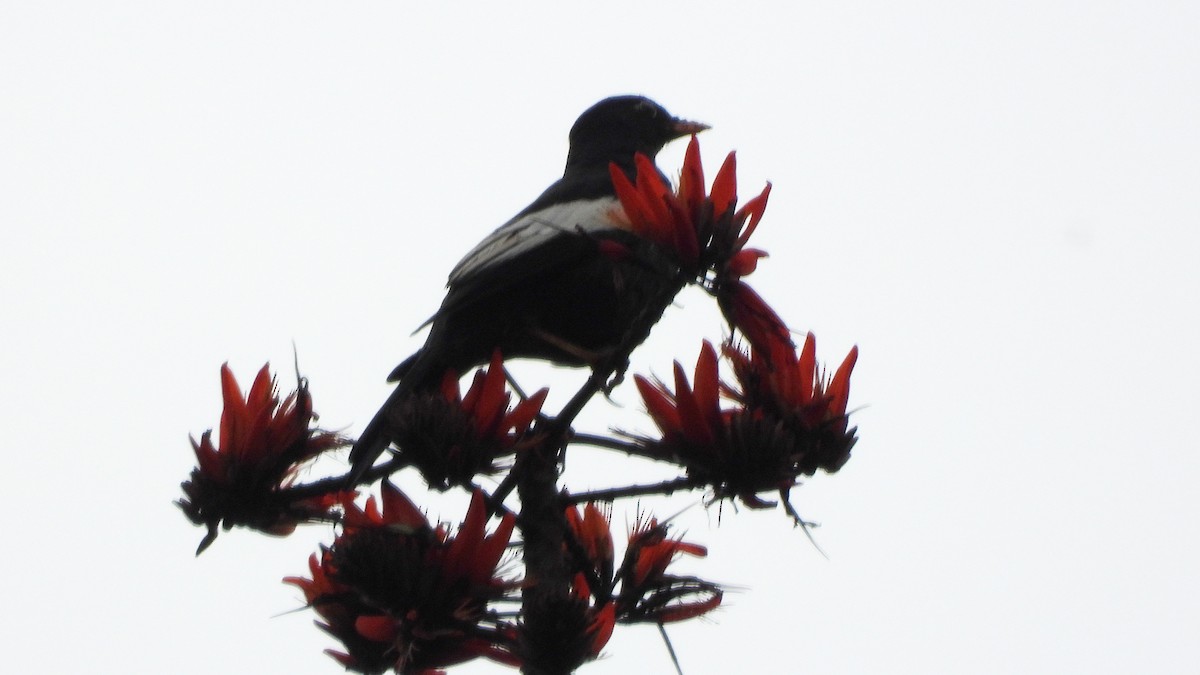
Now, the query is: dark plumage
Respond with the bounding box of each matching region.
[348,96,708,484]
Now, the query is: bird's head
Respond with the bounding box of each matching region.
[566,95,709,171]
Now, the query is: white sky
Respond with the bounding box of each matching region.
[3,1,1198,673]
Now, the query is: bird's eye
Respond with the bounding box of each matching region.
[634,100,658,117]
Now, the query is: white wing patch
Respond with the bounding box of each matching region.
[447,197,628,285]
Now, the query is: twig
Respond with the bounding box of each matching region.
[563,478,701,504]
[278,455,409,502]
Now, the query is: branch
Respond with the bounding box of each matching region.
[276,455,410,502]
[569,433,682,464]
[563,478,702,504]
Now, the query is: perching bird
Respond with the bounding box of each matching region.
[347,95,708,484]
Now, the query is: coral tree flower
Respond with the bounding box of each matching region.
[388,350,548,490]
[719,280,794,356]
[286,485,520,674]
[178,363,347,554]
[635,337,858,510]
[726,331,859,476]
[564,504,721,630]
[608,135,771,285]
[549,503,618,666]
[609,136,790,360]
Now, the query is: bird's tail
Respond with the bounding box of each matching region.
[345,349,443,487]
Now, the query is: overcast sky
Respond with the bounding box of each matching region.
[3,2,1198,673]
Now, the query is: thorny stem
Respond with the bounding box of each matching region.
[562,478,702,505]
[569,432,685,463]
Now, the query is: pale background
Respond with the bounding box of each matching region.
[3,2,1198,673]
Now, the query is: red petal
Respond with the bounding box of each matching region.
[734,182,772,249]
[354,615,396,642]
[692,342,721,430]
[672,361,714,446]
[635,375,682,434]
[729,283,792,353]
[572,571,592,603]
[609,162,655,229]
[797,332,817,404]
[657,591,722,623]
[470,351,509,436]
[727,248,767,278]
[445,491,489,581]
[634,154,671,214]
[589,603,617,655]
[663,191,699,266]
[324,651,357,669]
[440,368,462,403]
[460,369,487,414]
[828,346,859,417]
[505,387,548,436]
[477,511,516,574]
[710,152,738,217]
[633,543,675,585]
[565,504,583,532]
[380,481,427,530]
[245,365,275,416]
[634,154,676,249]
[218,363,245,453]
[677,135,706,220]
[582,503,613,562]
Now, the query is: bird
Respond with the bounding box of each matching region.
[347,95,709,484]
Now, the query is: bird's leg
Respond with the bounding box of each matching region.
[601,360,628,396]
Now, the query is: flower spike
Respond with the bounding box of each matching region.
[178,362,349,553]
[610,136,774,289]
[388,350,548,490]
[289,486,520,673]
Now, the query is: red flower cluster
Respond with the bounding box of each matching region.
[635,336,857,511]
[726,332,859,476]
[608,135,801,370]
[178,363,348,553]
[388,351,548,490]
[564,503,722,633]
[612,136,861,515]
[286,485,520,674]
[609,135,770,285]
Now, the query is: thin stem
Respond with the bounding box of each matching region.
[569,433,682,464]
[564,477,701,504]
[277,455,409,502]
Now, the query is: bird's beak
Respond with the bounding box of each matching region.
[670,118,710,139]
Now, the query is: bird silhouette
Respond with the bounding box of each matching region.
[347,95,708,484]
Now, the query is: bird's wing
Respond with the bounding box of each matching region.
[447,197,624,286]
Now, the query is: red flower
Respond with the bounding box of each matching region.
[560,504,618,660]
[288,485,520,674]
[635,338,857,510]
[178,363,348,553]
[608,135,771,284]
[284,550,396,674]
[616,512,722,624]
[564,504,722,628]
[565,502,615,592]
[635,341,788,503]
[388,350,548,490]
[726,331,859,475]
[719,280,794,355]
